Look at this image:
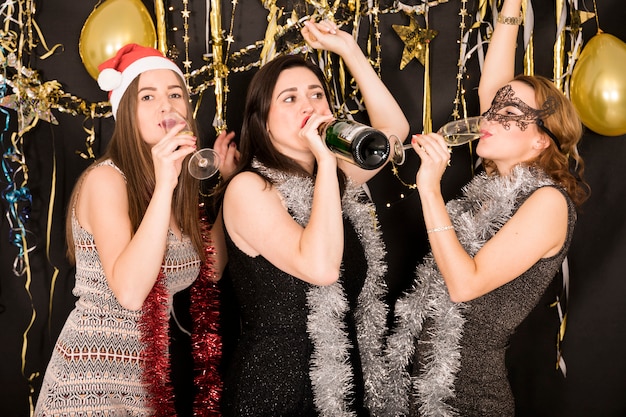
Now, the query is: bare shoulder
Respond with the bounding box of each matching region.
[82,163,126,191]
[225,171,273,200]
[517,186,568,226]
[76,163,129,231]
[227,170,266,187]
[222,171,287,257]
[526,186,568,209]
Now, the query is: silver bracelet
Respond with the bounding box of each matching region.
[427,225,455,234]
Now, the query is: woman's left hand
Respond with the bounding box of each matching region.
[214,130,239,179]
[301,19,352,56]
[412,132,451,193]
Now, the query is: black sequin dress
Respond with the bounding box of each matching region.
[221,196,370,417]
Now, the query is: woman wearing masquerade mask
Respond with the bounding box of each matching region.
[384,0,590,415]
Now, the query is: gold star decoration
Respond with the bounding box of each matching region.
[392,14,438,70]
[570,9,595,34]
[0,69,60,135]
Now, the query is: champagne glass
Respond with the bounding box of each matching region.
[161,111,221,180]
[437,116,484,146]
[395,116,485,163]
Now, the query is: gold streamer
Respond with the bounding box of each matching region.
[181,0,192,74]
[563,5,595,96]
[523,35,535,75]
[451,0,481,121]
[77,110,97,160]
[260,2,280,65]
[557,312,567,366]
[45,134,60,334]
[154,0,167,55]
[337,54,347,113]
[85,105,97,158]
[210,0,227,131]
[422,40,432,134]
[522,0,534,75]
[553,0,566,90]
[19,246,38,417]
[592,0,600,33]
[351,0,361,40]
[470,0,488,30]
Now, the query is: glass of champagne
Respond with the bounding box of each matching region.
[394,116,484,164]
[437,116,484,146]
[161,111,221,180]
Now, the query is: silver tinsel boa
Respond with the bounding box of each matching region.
[252,160,390,416]
[385,165,557,417]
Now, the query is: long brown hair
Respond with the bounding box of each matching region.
[483,75,590,207]
[214,54,346,202]
[66,71,203,262]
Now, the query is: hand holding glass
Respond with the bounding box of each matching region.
[437,116,484,146]
[161,111,221,180]
[391,116,484,165]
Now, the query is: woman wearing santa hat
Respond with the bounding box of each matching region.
[35,44,235,416]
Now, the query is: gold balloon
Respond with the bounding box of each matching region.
[570,32,626,136]
[79,0,157,79]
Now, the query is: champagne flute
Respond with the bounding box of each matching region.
[437,116,484,146]
[161,111,221,180]
[393,116,484,164]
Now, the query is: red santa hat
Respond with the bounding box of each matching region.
[97,43,185,118]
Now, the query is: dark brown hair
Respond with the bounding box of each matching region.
[66,71,203,262]
[215,54,346,201]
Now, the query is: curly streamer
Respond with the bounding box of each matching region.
[1,79,34,276]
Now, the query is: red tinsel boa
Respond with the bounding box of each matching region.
[139,270,176,417]
[191,204,223,416]
[139,203,222,416]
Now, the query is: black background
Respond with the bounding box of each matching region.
[1,1,625,416]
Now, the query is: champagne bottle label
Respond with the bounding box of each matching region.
[322,120,389,169]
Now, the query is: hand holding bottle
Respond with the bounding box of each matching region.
[318,119,390,170]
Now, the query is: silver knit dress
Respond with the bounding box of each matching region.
[35,160,200,416]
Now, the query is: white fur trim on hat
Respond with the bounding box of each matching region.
[106,56,185,119]
[97,68,123,92]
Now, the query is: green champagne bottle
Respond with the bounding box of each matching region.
[319,119,390,170]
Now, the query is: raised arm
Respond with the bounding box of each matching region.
[301,19,410,185]
[478,0,523,113]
